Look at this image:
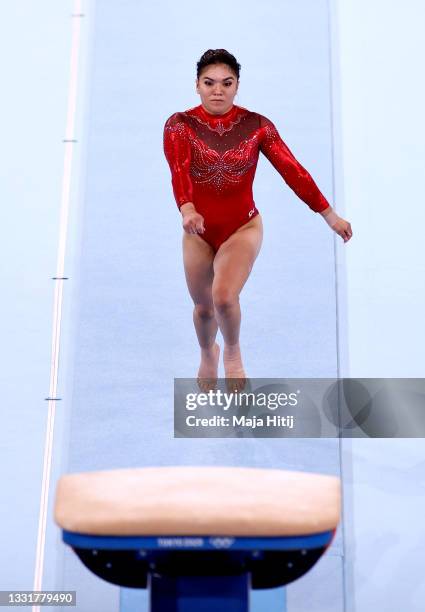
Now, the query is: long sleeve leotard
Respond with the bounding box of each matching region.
[163,103,330,251]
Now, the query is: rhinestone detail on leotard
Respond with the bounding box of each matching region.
[163,104,331,250]
[189,111,244,136]
[189,136,257,191]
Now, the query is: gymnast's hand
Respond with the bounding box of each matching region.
[321,207,353,243]
[180,202,205,235]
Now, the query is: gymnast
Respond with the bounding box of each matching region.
[163,49,352,391]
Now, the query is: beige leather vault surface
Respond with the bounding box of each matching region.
[54,466,341,536]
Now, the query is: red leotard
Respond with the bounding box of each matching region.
[163,103,330,251]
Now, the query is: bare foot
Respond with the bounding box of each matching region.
[223,343,246,392]
[197,343,220,391]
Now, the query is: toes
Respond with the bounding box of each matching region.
[197,377,218,392]
[225,377,247,393]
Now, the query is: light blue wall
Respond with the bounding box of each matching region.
[333,1,425,610]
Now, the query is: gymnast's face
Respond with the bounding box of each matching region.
[196,63,239,115]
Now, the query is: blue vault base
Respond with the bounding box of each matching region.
[63,530,335,611]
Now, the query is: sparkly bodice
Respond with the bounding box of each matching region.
[163,104,330,215]
[183,106,260,193]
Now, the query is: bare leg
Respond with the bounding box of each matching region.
[182,232,220,389]
[212,215,263,390]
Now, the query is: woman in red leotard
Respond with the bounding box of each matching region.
[163,49,352,391]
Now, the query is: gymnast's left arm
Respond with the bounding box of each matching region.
[259,116,352,243]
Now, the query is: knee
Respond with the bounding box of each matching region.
[213,288,239,313]
[194,304,215,321]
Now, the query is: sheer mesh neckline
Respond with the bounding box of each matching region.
[184,104,249,135]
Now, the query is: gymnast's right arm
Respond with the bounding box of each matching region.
[163,114,205,234]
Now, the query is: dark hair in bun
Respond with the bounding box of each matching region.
[197,49,241,80]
